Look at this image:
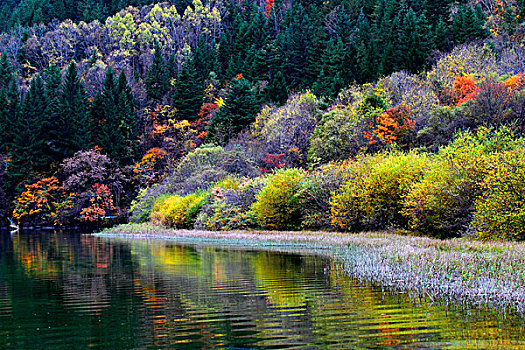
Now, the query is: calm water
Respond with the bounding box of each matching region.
[1,232,525,349]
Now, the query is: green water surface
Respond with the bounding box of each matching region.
[0,231,523,349]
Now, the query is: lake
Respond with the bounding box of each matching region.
[1,231,524,349]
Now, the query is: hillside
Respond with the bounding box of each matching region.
[1,0,525,239]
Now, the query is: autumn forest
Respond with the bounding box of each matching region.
[1,0,525,240]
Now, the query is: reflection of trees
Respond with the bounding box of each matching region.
[1,232,525,349]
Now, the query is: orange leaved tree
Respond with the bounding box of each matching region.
[13,177,74,225]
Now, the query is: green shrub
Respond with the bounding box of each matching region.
[198,202,257,231]
[402,126,522,238]
[251,169,307,230]
[471,148,525,240]
[151,192,208,228]
[299,162,353,230]
[329,152,429,231]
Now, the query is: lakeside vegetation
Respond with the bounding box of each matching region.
[102,223,525,312]
[0,0,524,243]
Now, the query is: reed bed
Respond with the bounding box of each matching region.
[100,223,525,312]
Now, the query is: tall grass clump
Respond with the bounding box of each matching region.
[251,168,306,230]
[330,152,430,231]
[402,126,523,238]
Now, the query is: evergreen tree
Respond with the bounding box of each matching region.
[44,63,63,163]
[92,68,138,164]
[0,52,13,90]
[207,78,260,144]
[453,5,488,43]
[192,37,213,83]
[313,38,345,98]
[172,59,203,121]
[116,71,139,164]
[434,18,450,51]
[307,29,328,86]
[397,9,433,73]
[7,75,49,191]
[146,44,169,101]
[281,4,314,89]
[0,88,7,152]
[57,61,90,156]
[265,70,288,105]
[355,12,375,82]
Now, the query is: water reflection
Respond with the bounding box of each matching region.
[0,231,524,349]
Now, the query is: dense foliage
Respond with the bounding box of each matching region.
[2,0,525,240]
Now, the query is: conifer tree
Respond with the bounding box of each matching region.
[92,68,138,164]
[434,18,450,51]
[398,9,433,73]
[7,75,49,191]
[281,4,313,89]
[313,38,345,98]
[207,78,260,144]
[0,52,13,90]
[44,63,64,163]
[57,61,90,156]
[116,71,139,164]
[146,44,169,101]
[265,70,288,105]
[172,59,203,121]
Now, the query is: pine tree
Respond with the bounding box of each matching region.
[0,88,7,152]
[207,78,260,144]
[307,29,328,86]
[57,61,90,156]
[172,59,203,121]
[44,63,63,163]
[146,44,169,101]
[313,38,345,98]
[116,71,139,164]
[434,18,450,51]
[281,4,314,89]
[91,68,138,164]
[192,37,213,83]
[0,52,13,90]
[265,70,288,105]
[7,75,49,192]
[11,75,49,171]
[397,9,433,73]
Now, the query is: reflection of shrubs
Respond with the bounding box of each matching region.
[251,169,306,230]
[402,127,521,238]
[471,148,525,240]
[330,152,429,231]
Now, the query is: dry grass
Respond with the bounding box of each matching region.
[100,223,525,312]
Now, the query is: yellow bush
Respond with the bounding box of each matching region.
[401,127,522,237]
[330,152,429,231]
[251,168,307,230]
[472,148,525,240]
[151,192,207,228]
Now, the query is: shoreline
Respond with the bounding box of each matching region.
[99,223,525,314]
